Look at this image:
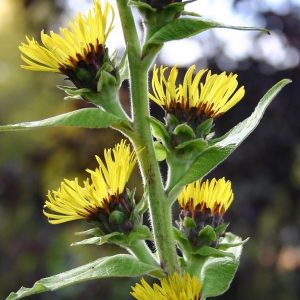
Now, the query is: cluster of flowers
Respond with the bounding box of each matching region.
[19,1,245,299]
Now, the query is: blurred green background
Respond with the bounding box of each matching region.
[0,0,299,299]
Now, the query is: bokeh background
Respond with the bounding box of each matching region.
[0,0,299,299]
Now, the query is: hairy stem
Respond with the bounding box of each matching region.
[117,0,178,273]
[127,240,158,267]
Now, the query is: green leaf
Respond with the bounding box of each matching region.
[178,257,188,269]
[150,117,170,145]
[198,225,217,243]
[97,70,117,96]
[126,225,153,245]
[193,246,235,259]
[75,228,102,237]
[72,226,152,248]
[218,232,249,250]
[57,85,91,101]
[154,141,167,161]
[133,192,148,216]
[147,17,269,44]
[181,11,202,18]
[183,216,196,229]
[117,50,129,86]
[0,108,124,132]
[173,123,195,138]
[168,79,291,198]
[6,254,160,300]
[173,227,192,254]
[129,0,156,12]
[214,223,229,236]
[200,257,239,300]
[165,113,180,131]
[109,210,126,225]
[175,138,208,152]
[71,232,122,247]
[200,234,244,299]
[195,118,214,137]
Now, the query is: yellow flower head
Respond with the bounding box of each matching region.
[19,1,114,88]
[131,272,201,300]
[149,65,245,120]
[43,140,137,225]
[178,178,234,216]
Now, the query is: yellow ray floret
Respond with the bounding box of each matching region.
[149,65,245,118]
[19,0,114,73]
[131,272,201,300]
[86,139,137,197]
[178,178,234,215]
[43,140,136,224]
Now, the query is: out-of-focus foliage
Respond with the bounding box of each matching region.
[0,0,299,299]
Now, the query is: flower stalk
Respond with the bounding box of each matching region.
[127,240,159,268]
[117,0,178,273]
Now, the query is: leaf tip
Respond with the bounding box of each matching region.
[6,293,17,300]
[284,78,293,84]
[278,78,293,88]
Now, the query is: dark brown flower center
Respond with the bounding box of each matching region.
[164,99,219,128]
[179,200,225,248]
[59,40,106,90]
[89,192,134,234]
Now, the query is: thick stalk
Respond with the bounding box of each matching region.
[117,0,178,273]
[127,240,158,267]
[127,241,164,279]
[186,255,206,277]
[131,66,178,274]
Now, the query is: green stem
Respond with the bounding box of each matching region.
[117,0,178,274]
[186,255,206,277]
[127,240,158,267]
[101,100,129,121]
[166,155,187,191]
[165,154,192,206]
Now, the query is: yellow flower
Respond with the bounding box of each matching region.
[149,65,245,119]
[178,178,234,216]
[131,272,201,300]
[43,140,136,224]
[19,0,114,76]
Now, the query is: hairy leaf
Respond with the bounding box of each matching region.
[218,233,249,250]
[72,226,152,247]
[7,254,160,300]
[71,232,121,247]
[147,17,269,44]
[0,108,124,132]
[200,234,244,299]
[193,246,235,259]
